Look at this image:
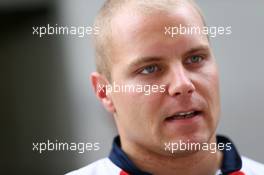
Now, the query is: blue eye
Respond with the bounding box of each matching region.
[140,65,160,74]
[187,55,203,64]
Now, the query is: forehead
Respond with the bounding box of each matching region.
[110,2,208,63]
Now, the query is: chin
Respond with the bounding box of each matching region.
[169,148,201,158]
[168,127,212,142]
[159,133,213,157]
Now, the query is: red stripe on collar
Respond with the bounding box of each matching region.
[229,171,245,175]
[120,170,130,175]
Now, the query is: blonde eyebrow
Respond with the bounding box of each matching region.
[184,45,210,56]
[128,56,162,68]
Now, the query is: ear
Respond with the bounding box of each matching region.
[90,72,116,113]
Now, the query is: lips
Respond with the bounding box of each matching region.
[165,110,202,121]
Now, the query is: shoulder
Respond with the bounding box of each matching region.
[241,156,264,174]
[65,158,121,175]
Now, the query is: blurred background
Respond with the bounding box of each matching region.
[1,0,264,174]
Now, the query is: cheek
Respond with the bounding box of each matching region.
[208,68,220,106]
[113,89,163,118]
[111,91,139,118]
[110,83,165,138]
[199,62,219,95]
[191,62,219,106]
[197,66,220,117]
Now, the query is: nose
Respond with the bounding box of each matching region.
[168,66,195,97]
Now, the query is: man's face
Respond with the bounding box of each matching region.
[108,3,220,155]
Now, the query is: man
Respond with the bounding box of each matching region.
[67,0,264,174]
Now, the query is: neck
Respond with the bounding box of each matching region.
[121,136,223,175]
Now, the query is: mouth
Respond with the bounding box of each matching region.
[165,111,202,121]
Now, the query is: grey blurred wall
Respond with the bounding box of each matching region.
[1,0,263,174]
[196,0,264,161]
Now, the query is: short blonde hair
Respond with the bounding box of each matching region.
[93,0,205,81]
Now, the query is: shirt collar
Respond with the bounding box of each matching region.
[217,135,242,174]
[109,135,242,175]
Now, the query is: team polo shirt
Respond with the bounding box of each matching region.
[66,135,264,175]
